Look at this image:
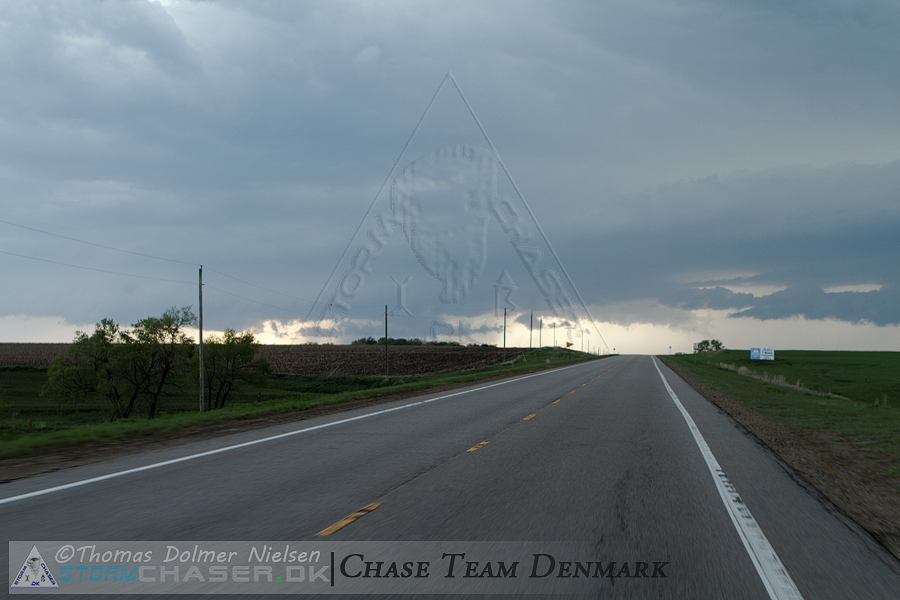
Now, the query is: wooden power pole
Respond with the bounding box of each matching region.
[199,265,204,412]
[384,305,388,379]
[503,308,507,362]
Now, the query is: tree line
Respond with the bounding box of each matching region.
[43,306,269,421]
[695,339,725,353]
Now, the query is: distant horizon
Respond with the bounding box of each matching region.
[2,336,899,355]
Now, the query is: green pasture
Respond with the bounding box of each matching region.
[662,350,900,477]
[0,347,602,459]
[687,349,900,405]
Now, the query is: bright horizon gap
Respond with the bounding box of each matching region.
[3,311,898,354]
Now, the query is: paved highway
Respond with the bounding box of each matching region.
[3,355,900,598]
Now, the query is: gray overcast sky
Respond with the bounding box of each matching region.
[1,0,898,353]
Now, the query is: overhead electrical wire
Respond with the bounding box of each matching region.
[201,284,309,317]
[0,249,195,285]
[1,219,588,344]
[0,218,196,266]
[203,266,314,306]
[0,217,314,314]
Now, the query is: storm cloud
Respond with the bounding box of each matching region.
[0,0,898,351]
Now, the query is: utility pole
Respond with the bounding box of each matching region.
[529,311,533,349]
[198,266,204,412]
[553,322,556,347]
[539,318,542,347]
[503,308,507,362]
[384,305,388,379]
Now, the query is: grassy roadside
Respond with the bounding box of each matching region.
[660,351,900,560]
[0,347,604,461]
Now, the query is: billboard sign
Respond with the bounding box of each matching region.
[750,348,774,361]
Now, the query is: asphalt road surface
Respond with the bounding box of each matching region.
[3,355,900,598]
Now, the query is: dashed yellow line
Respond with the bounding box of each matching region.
[316,501,383,536]
[524,414,536,420]
[467,440,490,452]
[553,398,561,404]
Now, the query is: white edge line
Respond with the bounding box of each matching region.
[652,357,804,600]
[0,358,601,506]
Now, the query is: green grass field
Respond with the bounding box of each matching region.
[686,349,900,405]
[663,350,900,477]
[0,347,601,459]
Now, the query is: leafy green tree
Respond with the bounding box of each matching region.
[696,339,725,353]
[44,318,139,421]
[200,329,270,410]
[44,307,196,420]
[122,306,196,419]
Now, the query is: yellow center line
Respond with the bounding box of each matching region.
[316,501,383,536]
[467,440,490,452]
[553,399,561,404]
[524,414,536,420]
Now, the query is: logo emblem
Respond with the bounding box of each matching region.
[10,545,59,589]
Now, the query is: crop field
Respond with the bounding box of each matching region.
[258,344,532,375]
[0,343,531,376]
[0,344,68,368]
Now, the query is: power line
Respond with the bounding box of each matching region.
[0,218,196,266]
[201,284,309,317]
[1,220,590,344]
[0,217,315,309]
[0,249,195,285]
[203,267,315,306]
[0,248,312,317]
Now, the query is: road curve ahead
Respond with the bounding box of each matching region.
[3,355,900,598]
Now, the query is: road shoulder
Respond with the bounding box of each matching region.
[659,356,900,563]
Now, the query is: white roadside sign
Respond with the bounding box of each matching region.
[751,348,774,360]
